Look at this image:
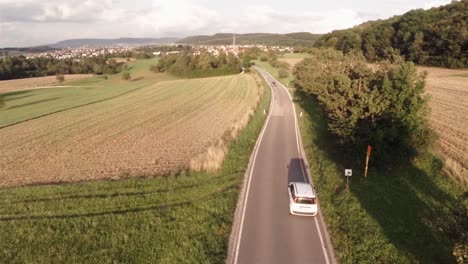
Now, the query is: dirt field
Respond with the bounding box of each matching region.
[0,74,92,93]
[0,74,261,188]
[417,66,468,186]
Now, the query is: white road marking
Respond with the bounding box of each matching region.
[233,71,276,264]
[272,72,331,264]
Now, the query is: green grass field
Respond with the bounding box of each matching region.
[0,58,175,128]
[252,53,310,87]
[257,63,467,263]
[0,70,271,263]
[281,52,311,59]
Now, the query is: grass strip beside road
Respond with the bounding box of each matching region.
[0,71,271,263]
[257,63,467,263]
[294,88,467,264]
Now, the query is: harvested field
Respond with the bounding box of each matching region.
[0,74,92,93]
[418,66,468,186]
[113,57,136,63]
[278,53,310,68]
[278,58,305,68]
[0,58,176,128]
[0,74,261,188]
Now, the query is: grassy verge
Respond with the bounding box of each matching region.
[256,63,467,263]
[294,91,467,263]
[253,60,294,87]
[0,72,271,263]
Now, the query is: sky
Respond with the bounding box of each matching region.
[0,0,453,47]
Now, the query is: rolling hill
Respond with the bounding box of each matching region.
[49,37,181,48]
[314,0,467,68]
[178,32,322,46]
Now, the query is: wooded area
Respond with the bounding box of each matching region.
[0,56,125,80]
[294,49,432,166]
[314,1,467,68]
[151,52,241,78]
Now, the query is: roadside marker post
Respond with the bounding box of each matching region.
[345,169,352,188]
[365,145,372,177]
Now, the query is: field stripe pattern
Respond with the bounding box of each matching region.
[0,74,260,187]
[419,67,468,185]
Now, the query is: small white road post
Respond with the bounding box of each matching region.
[345,169,352,188]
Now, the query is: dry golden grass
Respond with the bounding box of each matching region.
[190,73,264,172]
[0,74,261,188]
[417,66,468,186]
[279,58,305,68]
[0,74,93,93]
[113,57,136,63]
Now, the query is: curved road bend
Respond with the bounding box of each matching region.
[233,67,335,264]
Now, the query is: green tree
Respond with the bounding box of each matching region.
[294,49,432,166]
[278,68,289,78]
[242,54,252,69]
[93,64,103,75]
[122,71,131,80]
[56,74,65,83]
[314,1,467,68]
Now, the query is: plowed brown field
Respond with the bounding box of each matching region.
[0,74,261,187]
[418,66,468,185]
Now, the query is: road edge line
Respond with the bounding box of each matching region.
[226,68,275,264]
[273,71,338,264]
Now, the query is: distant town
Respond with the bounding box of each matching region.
[25,44,294,60]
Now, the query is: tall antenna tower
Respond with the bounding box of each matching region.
[233,33,236,53]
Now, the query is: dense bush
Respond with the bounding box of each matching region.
[56,74,65,83]
[151,52,241,78]
[314,1,467,68]
[121,71,131,80]
[278,68,289,78]
[294,48,433,166]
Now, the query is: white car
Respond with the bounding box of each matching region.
[288,182,318,216]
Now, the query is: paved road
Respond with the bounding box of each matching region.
[232,67,335,264]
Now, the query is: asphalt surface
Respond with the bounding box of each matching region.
[233,67,335,264]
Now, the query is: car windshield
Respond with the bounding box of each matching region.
[297,197,315,204]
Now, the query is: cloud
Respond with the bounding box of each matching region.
[237,5,364,34]
[0,0,224,46]
[0,0,115,23]
[424,0,452,9]
[0,0,457,47]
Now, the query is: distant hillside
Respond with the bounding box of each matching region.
[314,0,467,68]
[178,32,322,46]
[2,46,58,56]
[49,37,181,48]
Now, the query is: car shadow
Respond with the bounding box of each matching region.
[288,158,310,184]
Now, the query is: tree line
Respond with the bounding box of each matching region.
[0,56,125,81]
[151,52,241,78]
[294,48,432,166]
[178,32,322,47]
[314,1,467,68]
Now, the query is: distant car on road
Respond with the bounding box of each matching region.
[288,182,317,216]
[271,81,276,86]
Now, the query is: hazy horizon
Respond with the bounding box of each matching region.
[0,0,453,47]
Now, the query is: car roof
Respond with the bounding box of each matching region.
[291,182,315,198]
